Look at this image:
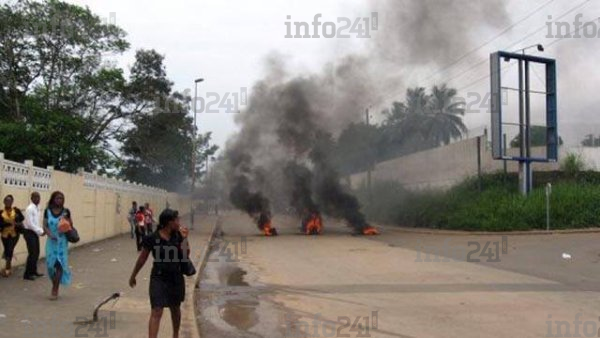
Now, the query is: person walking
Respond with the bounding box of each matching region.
[23,192,45,280]
[144,202,154,235]
[43,191,72,300]
[129,209,191,338]
[134,206,146,251]
[0,195,24,277]
[128,201,138,239]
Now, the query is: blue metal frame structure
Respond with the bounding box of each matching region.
[490,51,558,194]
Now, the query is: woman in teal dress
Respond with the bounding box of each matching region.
[43,191,72,300]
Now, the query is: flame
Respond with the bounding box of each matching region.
[263,220,275,236]
[258,213,277,236]
[362,226,379,236]
[305,213,323,235]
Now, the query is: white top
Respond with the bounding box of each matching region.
[24,203,44,236]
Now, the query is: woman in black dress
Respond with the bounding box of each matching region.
[129,209,191,338]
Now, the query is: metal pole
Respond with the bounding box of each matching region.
[524,61,533,194]
[191,83,197,229]
[518,59,527,195]
[365,107,372,204]
[546,183,551,231]
[477,136,482,192]
[191,78,204,229]
[503,134,507,175]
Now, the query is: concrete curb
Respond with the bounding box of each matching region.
[377,224,600,236]
[194,217,221,289]
[181,216,220,338]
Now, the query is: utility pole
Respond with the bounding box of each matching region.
[365,107,372,204]
[191,78,204,230]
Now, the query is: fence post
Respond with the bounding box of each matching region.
[47,166,54,191]
[25,160,34,192]
[0,153,4,196]
[477,137,482,192]
[0,153,3,179]
[503,134,508,175]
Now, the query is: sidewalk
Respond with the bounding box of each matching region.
[0,214,218,338]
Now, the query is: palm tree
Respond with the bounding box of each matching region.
[380,89,428,157]
[421,84,467,147]
[380,85,467,156]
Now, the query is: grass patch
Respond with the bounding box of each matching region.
[356,171,600,231]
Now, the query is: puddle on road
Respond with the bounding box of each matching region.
[219,299,260,331]
[226,267,249,287]
[218,267,259,331]
[198,233,288,337]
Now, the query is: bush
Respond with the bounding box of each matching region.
[561,152,586,177]
[357,172,600,231]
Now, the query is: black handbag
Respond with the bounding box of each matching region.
[181,259,197,276]
[178,236,196,276]
[57,208,79,243]
[66,226,80,243]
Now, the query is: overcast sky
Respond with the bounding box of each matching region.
[66,0,600,151]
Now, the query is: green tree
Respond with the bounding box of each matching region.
[378,85,466,158]
[423,84,467,146]
[120,111,191,190]
[0,0,129,171]
[0,95,115,172]
[510,126,563,148]
[119,86,218,190]
[581,134,600,147]
[0,0,128,119]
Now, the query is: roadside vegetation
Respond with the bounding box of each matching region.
[356,169,600,231]
[0,0,217,190]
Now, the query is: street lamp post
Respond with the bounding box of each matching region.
[365,106,373,205]
[191,78,204,230]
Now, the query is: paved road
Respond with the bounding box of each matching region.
[197,212,600,338]
[0,214,217,338]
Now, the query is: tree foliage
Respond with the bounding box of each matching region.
[509,125,563,148]
[334,85,467,174]
[0,0,215,189]
[581,134,600,148]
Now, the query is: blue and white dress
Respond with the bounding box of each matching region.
[45,208,72,285]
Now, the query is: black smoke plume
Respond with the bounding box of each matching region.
[226,1,510,231]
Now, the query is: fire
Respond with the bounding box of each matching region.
[362,226,379,236]
[262,220,277,236]
[258,213,278,236]
[304,212,323,235]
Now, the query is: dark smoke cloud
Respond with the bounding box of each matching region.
[226,71,373,231]
[284,162,317,215]
[226,0,511,231]
[371,0,510,66]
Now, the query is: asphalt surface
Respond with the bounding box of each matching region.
[371,227,600,292]
[197,212,600,338]
[0,214,217,338]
